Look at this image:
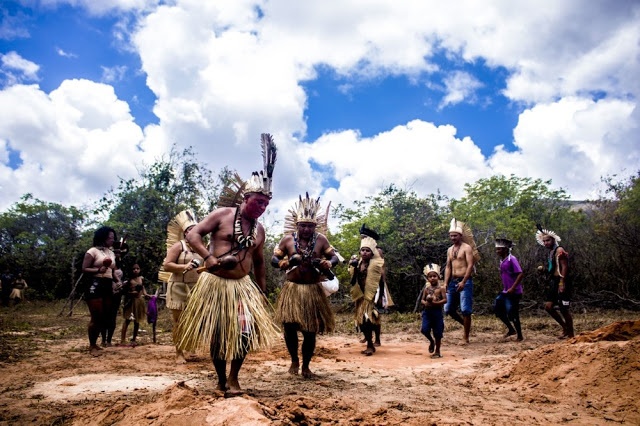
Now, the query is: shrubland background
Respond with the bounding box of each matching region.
[1,147,638,313]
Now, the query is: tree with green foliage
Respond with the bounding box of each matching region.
[0,194,85,298]
[332,185,451,311]
[91,146,229,285]
[450,174,583,306]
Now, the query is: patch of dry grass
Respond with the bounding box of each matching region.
[1,301,638,363]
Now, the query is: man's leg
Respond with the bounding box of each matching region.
[509,295,523,340]
[283,323,300,374]
[374,323,381,346]
[132,321,139,342]
[445,285,464,325]
[544,301,567,335]
[301,331,317,379]
[227,334,249,395]
[559,306,574,338]
[361,320,375,355]
[460,281,473,343]
[120,319,130,344]
[210,340,227,391]
[499,297,516,337]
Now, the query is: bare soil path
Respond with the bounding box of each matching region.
[0,314,639,425]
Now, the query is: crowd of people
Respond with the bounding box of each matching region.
[1,133,576,397]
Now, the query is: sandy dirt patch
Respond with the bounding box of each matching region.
[1,320,639,425]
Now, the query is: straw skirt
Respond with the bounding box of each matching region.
[175,272,280,360]
[275,281,335,333]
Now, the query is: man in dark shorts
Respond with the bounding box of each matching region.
[536,226,574,339]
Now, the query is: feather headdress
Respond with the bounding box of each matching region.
[423,263,441,277]
[284,192,328,234]
[359,223,380,241]
[244,133,277,198]
[158,210,198,282]
[535,223,561,246]
[449,218,481,263]
[217,172,246,208]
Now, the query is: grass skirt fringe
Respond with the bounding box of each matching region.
[165,280,196,311]
[175,272,280,360]
[275,281,335,333]
[354,298,381,326]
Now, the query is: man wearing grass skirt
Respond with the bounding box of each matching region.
[175,134,280,396]
[271,193,338,379]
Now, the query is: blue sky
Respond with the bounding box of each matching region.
[1,1,639,223]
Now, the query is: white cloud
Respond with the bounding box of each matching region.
[0,51,39,85]
[56,47,78,58]
[101,65,128,83]
[1,0,639,217]
[440,71,483,109]
[0,80,151,210]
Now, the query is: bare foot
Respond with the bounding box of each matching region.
[216,382,228,392]
[301,367,318,379]
[504,330,516,338]
[430,353,442,358]
[89,346,102,357]
[363,348,374,356]
[288,360,300,375]
[359,338,366,343]
[175,352,187,364]
[226,378,243,396]
[428,341,435,353]
[374,341,381,347]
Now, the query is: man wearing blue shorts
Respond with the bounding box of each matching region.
[444,219,477,344]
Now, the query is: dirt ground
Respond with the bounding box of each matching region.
[0,313,639,425]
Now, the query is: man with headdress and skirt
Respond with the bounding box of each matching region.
[174,134,281,396]
[444,218,479,344]
[536,226,574,339]
[271,193,338,378]
[350,236,385,355]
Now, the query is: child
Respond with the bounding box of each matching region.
[147,287,159,344]
[420,263,447,358]
[120,264,149,345]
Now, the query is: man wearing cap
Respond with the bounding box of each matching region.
[444,218,477,344]
[495,238,524,341]
[175,134,281,396]
[536,226,574,339]
[271,193,338,379]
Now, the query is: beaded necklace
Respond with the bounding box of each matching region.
[233,207,257,250]
[293,231,317,262]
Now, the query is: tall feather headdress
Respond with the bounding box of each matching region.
[449,218,481,263]
[159,210,198,282]
[244,133,277,198]
[284,193,328,234]
[535,223,561,246]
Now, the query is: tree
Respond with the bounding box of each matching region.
[92,146,228,285]
[333,185,450,311]
[0,194,85,298]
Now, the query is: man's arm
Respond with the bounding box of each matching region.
[444,248,452,286]
[187,209,222,269]
[253,228,267,293]
[318,235,338,269]
[558,248,569,292]
[271,235,292,269]
[458,244,475,289]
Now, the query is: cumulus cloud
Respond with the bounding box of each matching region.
[0,0,639,216]
[0,80,151,210]
[0,52,39,85]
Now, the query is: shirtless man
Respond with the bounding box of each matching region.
[272,194,337,378]
[443,219,476,344]
[536,226,574,339]
[175,134,280,395]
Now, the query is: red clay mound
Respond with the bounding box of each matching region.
[573,319,640,343]
[488,321,640,423]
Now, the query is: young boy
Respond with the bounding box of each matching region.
[420,263,447,358]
